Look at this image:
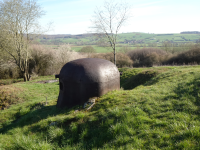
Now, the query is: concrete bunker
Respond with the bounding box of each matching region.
[56,58,120,108]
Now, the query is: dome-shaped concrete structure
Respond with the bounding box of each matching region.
[56,58,120,108]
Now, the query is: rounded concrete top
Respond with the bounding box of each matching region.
[59,58,120,83]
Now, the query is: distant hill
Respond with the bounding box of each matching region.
[180,31,200,34]
[37,32,200,46]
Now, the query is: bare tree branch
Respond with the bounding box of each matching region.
[91,0,131,65]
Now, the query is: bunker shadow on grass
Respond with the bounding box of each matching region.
[121,70,159,90]
[0,104,124,149]
[0,104,68,133]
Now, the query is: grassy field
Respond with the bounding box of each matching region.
[39,33,200,45]
[41,44,128,53]
[117,33,200,44]
[41,43,196,54]
[38,32,200,54]
[1,66,200,149]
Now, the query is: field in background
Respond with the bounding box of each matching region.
[38,32,200,53]
[117,33,200,43]
[42,45,136,53]
[71,45,126,53]
[1,66,200,149]
[39,32,200,45]
[42,44,198,54]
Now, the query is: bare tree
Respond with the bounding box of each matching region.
[92,0,131,65]
[0,0,48,81]
[56,44,73,66]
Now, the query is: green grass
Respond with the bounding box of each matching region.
[1,66,200,149]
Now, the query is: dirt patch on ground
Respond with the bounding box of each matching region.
[36,79,58,84]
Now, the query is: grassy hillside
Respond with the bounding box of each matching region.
[1,66,200,149]
[118,32,200,43]
[39,32,200,46]
[39,32,200,53]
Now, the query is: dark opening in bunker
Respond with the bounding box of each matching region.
[60,82,63,91]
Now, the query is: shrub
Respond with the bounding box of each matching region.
[30,44,87,76]
[30,45,54,76]
[79,46,96,53]
[54,44,74,67]
[0,44,88,79]
[79,46,96,57]
[142,52,160,67]
[0,87,21,110]
[92,52,133,68]
[164,48,200,65]
[52,44,87,73]
[127,48,169,67]
[119,46,133,53]
[0,61,20,79]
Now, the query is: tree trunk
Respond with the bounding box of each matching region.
[23,72,28,82]
[22,70,30,82]
[23,57,31,82]
[114,47,116,65]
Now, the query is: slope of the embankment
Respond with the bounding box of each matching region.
[0,66,200,149]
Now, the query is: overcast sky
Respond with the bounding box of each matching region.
[38,0,200,35]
